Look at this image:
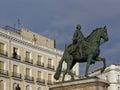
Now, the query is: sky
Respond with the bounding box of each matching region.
[0,0,120,74]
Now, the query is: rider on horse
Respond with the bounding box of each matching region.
[72,24,95,64]
[72,24,85,57]
[65,24,86,57]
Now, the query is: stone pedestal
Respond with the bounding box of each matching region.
[49,77,109,90]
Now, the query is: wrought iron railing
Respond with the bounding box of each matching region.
[24,75,34,81]
[47,64,54,70]
[0,69,8,76]
[12,72,22,79]
[36,78,45,84]
[25,58,33,64]
[0,49,8,56]
[36,61,44,67]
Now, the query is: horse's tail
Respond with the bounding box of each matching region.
[54,56,64,80]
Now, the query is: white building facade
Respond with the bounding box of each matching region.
[90,64,120,90]
[0,26,79,90]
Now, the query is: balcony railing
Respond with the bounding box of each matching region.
[47,80,54,85]
[36,78,45,85]
[0,49,8,56]
[47,64,54,70]
[25,58,33,64]
[12,53,21,60]
[36,61,44,67]
[11,72,22,79]
[0,69,8,76]
[24,75,34,82]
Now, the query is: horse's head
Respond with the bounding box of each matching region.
[86,26,109,44]
[98,26,109,43]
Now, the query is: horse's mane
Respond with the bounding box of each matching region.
[86,28,102,41]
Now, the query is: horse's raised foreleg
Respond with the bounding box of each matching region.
[95,57,106,73]
[85,54,93,77]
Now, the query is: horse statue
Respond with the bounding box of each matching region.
[54,26,109,81]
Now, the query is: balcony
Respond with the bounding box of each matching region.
[25,58,33,64]
[36,61,44,67]
[0,49,8,56]
[0,69,8,77]
[36,78,45,85]
[11,72,22,80]
[47,64,54,70]
[12,53,21,60]
[24,75,34,83]
[47,80,54,85]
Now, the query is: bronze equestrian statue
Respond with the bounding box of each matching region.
[54,24,109,81]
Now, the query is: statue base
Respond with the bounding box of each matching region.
[49,77,109,90]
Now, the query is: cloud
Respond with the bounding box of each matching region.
[0,0,120,66]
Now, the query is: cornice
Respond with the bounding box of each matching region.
[0,30,63,57]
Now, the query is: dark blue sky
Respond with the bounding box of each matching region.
[0,0,120,73]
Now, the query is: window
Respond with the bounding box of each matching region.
[117,75,120,82]
[48,58,52,65]
[36,71,45,84]
[0,61,8,76]
[38,71,41,79]
[37,55,44,66]
[26,68,30,76]
[12,65,18,77]
[0,80,4,90]
[37,55,43,65]
[38,87,41,90]
[48,74,52,80]
[0,43,4,54]
[25,68,34,82]
[48,74,53,84]
[13,65,17,73]
[26,85,30,90]
[38,55,42,62]
[25,51,33,64]
[13,83,17,90]
[47,58,54,70]
[0,61,4,70]
[26,51,30,59]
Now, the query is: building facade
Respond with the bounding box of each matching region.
[0,26,79,90]
[89,64,120,90]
